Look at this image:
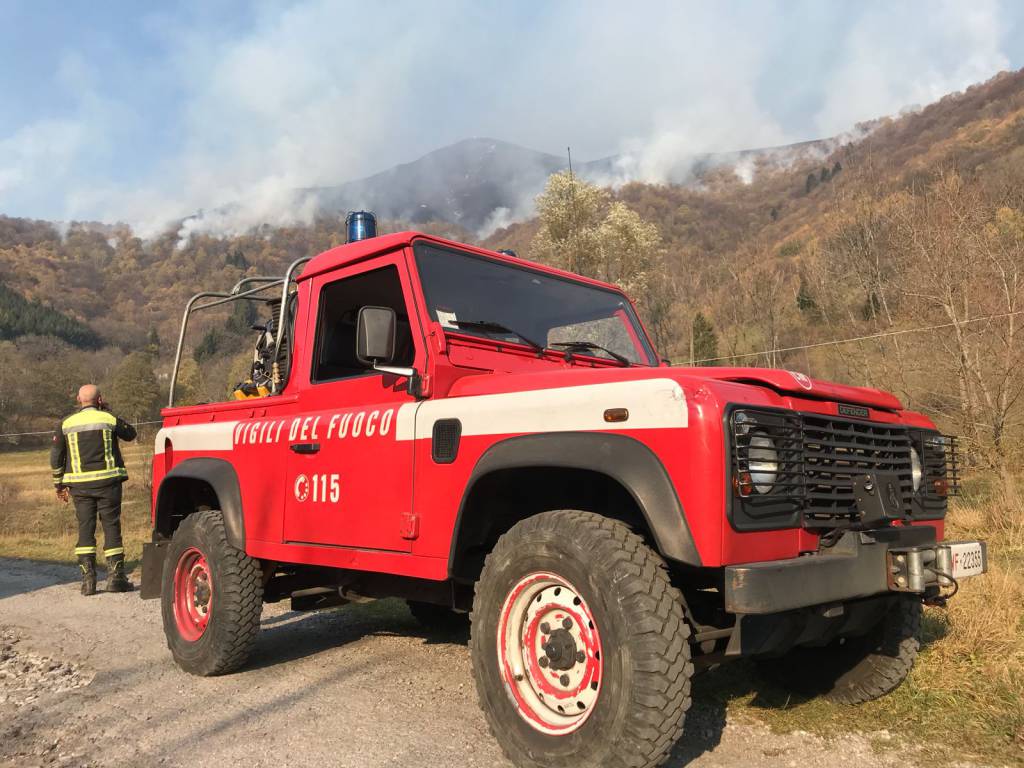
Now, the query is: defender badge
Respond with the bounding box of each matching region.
[789,371,813,390]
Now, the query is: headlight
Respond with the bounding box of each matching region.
[910,446,923,492]
[748,434,779,494]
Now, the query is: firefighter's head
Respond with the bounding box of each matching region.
[77,384,101,408]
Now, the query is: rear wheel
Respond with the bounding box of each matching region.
[471,510,692,768]
[758,596,921,704]
[161,509,263,676]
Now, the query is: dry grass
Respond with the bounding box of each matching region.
[0,444,153,567]
[719,489,1024,766]
[0,448,1020,763]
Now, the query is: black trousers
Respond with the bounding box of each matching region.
[72,484,124,560]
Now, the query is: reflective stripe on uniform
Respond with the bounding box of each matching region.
[62,409,117,432]
[59,408,125,482]
[68,432,82,474]
[63,422,116,434]
[102,428,114,470]
[62,467,128,484]
[74,546,97,555]
[103,547,124,558]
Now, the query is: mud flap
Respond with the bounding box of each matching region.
[140,540,168,599]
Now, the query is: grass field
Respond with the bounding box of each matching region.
[1,445,1020,765]
[0,442,154,569]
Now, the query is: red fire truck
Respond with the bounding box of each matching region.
[143,226,986,768]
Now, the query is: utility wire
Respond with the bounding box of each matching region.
[3,312,1021,438]
[686,309,1024,365]
[0,419,163,440]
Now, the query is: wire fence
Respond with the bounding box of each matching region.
[676,310,1024,364]
[0,420,163,451]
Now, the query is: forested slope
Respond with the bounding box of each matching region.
[2,70,1023,467]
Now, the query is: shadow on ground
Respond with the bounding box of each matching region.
[0,557,79,600]
[246,598,469,671]
[246,598,731,766]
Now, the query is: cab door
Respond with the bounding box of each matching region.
[283,253,423,552]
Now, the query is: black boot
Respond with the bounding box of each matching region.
[106,555,133,593]
[79,556,97,596]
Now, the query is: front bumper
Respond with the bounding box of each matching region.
[724,526,987,615]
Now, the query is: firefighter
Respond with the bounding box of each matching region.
[50,384,137,595]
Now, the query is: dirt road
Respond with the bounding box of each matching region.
[0,557,910,768]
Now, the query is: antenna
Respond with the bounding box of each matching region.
[567,146,581,273]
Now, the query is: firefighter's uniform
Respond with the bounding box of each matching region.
[50,406,137,594]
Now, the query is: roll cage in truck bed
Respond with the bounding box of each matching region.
[167,254,312,407]
[147,230,987,768]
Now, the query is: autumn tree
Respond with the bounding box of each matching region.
[17,343,88,419]
[717,253,798,369]
[110,351,160,422]
[887,172,1024,471]
[175,357,202,407]
[531,171,676,347]
[532,170,609,276]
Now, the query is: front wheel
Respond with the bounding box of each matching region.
[160,509,264,676]
[757,596,922,704]
[471,511,693,768]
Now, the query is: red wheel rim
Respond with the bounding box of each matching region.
[497,572,603,735]
[173,547,213,642]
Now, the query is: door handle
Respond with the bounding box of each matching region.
[290,442,321,454]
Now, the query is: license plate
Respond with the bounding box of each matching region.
[946,541,986,579]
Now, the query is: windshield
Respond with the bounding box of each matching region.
[414,242,656,365]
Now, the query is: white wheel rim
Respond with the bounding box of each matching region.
[497,572,603,735]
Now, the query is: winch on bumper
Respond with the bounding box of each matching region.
[724,526,987,615]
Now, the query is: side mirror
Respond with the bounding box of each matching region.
[356,306,397,365]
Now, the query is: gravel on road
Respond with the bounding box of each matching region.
[0,557,916,768]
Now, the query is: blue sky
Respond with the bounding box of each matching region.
[1,0,1023,233]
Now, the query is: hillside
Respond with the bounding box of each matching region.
[300,135,839,234]
[486,71,1024,268]
[1,69,1024,449]
[0,283,101,349]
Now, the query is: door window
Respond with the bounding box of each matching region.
[311,265,415,383]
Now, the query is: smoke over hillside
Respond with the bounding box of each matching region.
[0,1,1015,239]
[185,134,856,239]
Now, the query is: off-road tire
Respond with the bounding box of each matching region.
[407,600,470,635]
[161,509,263,676]
[471,510,693,768]
[758,596,921,704]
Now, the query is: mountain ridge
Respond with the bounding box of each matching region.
[296,134,841,234]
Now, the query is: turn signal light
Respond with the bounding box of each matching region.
[733,471,753,497]
[604,408,629,423]
[933,478,949,498]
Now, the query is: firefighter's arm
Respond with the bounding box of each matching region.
[49,423,66,489]
[115,417,137,442]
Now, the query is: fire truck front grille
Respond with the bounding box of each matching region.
[801,415,914,525]
[729,408,959,531]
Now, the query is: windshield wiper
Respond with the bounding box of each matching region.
[550,340,632,366]
[450,319,545,353]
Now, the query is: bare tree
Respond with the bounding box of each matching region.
[888,172,1024,472]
